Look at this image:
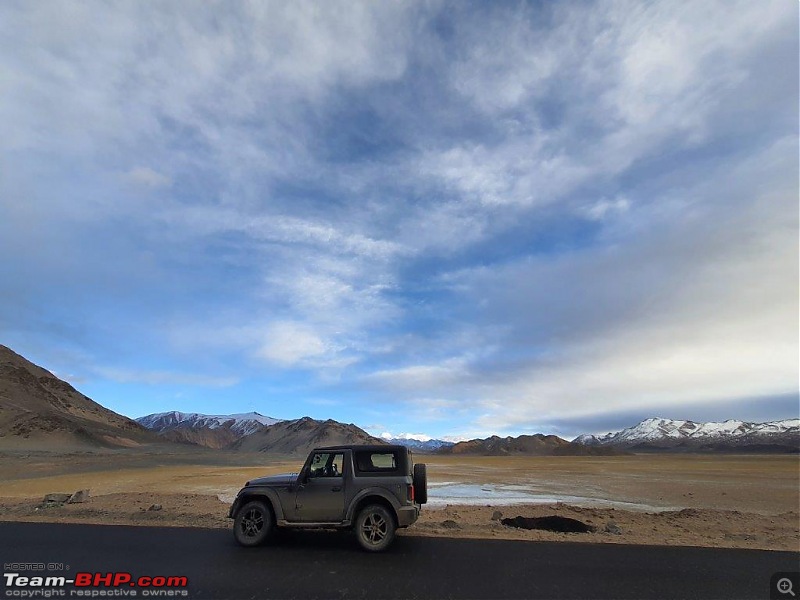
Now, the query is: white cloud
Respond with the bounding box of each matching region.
[124,167,171,188]
[420,0,794,212]
[256,321,327,368]
[367,358,470,391]
[96,367,238,388]
[585,196,630,221]
[378,431,434,442]
[180,208,407,261]
[368,135,799,432]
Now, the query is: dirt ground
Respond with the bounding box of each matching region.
[0,451,797,552]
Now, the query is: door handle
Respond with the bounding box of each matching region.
[331,487,342,492]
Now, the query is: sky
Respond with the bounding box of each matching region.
[1,1,797,441]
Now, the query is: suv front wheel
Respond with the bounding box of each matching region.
[234,500,274,547]
[354,504,396,552]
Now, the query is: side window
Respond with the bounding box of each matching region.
[309,452,344,478]
[355,451,397,473]
[371,453,396,469]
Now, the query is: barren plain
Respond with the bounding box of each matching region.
[0,451,797,551]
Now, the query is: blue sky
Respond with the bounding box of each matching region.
[1,1,797,441]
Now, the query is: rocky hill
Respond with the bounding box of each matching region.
[574,417,800,453]
[231,417,386,455]
[438,433,622,456]
[0,345,158,449]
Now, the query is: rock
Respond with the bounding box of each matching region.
[441,520,460,529]
[491,510,503,521]
[723,533,756,541]
[604,520,622,535]
[42,493,71,504]
[501,515,596,533]
[147,504,162,512]
[67,490,90,504]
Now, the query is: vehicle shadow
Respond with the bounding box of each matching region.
[226,527,422,555]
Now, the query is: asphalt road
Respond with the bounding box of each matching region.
[0,522,797,599]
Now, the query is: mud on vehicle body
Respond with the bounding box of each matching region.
[228,444,427,551]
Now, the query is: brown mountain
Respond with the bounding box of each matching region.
[0,345,158,450]
[231,417,386,455]
[159,426,241,449]
[439,434,623,456]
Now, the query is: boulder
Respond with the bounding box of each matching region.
[604,520,622,535]
[147,504,162,512]
[42,493,71,504]
[67,490,90,504]
[491,510,503,521]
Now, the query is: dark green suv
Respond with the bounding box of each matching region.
[229,444,428,551]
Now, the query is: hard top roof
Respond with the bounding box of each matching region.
[312,444,409,453]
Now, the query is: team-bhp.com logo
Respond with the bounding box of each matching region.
[3,571,189,597]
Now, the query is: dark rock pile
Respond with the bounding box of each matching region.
[501,515,596,533]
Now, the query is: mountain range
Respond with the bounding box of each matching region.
[379,433,455,452]
[137,411,281,435]
[2,345,797,454]
[135,411,283,449]
[135,411,383,453]
[574,417,800,452]
[438,433,623,456]
[135,411,456,452]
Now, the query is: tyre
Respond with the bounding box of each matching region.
[355,504,396,552]
[413,463,428,504]
[233,500,274,547]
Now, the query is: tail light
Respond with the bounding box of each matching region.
[408,484,415,503]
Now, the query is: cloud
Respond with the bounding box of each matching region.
[367,358,471,391]
[372,136,799,433]
[417,0,795,212]
[163,206,408,261]
[124,167,171,188]
[256,321,328,368]
[96,367,238,388]
[584,196,630,221]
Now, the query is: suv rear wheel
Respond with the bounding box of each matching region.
[234,500,274,547]
[355,504,395,552]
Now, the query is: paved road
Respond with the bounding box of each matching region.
[0,522,797,599]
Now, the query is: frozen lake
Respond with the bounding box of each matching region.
[427,482,669,511]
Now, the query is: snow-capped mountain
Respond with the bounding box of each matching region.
[379,432,455,453]
[136,411,282,437]
[574,417,800,452]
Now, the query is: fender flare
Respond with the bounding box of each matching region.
[236,488,285,521]
[346,487,401,523]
